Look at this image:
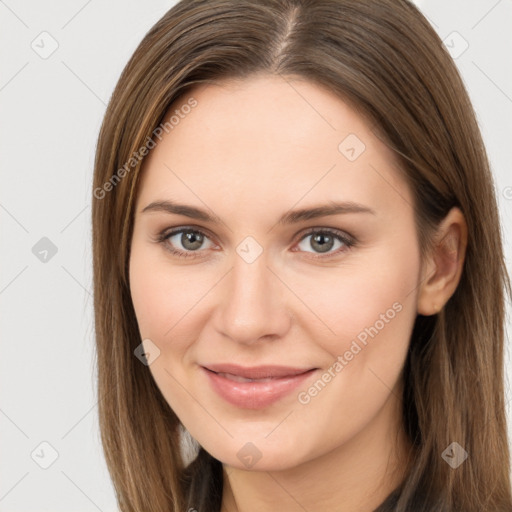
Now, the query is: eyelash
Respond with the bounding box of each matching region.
[155,225,356,261]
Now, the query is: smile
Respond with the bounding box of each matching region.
[201,365,318,409]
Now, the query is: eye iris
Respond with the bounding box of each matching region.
[311,233,334,253]
[181,231,203,250]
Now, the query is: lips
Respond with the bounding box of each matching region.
[201,363,318,409]
[203,363,314,380]
[215,373,276,383]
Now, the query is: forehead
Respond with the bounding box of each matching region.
[136,74,413,224]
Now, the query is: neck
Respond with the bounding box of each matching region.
[220,386,412,512]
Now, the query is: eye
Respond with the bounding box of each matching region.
[156,226,355,260]
[293,228,355,258]
[158,227,216,259]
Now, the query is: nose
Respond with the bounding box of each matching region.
[212,248,292,345]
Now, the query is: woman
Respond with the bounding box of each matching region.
[91,1,512,510]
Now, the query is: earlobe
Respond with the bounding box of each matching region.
[417,207,467,316]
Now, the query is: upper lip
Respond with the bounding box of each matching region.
[203,363,316,379]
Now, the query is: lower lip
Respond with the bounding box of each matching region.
[201,367,317,409]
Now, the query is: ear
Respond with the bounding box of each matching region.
[417,207,467,316]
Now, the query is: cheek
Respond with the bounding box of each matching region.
[295,235,420,377]
[339,230,418,332]
[290,252,418,453]
[129,246,208,408]
[130,256,169,339]
[129,243,205,341]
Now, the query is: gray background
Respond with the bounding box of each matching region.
[1,0,511,510]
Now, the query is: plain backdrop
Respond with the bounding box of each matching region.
[1,1,511,510]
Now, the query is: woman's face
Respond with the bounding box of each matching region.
[129,75,421,471]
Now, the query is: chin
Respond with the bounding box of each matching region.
[206,438,307,472]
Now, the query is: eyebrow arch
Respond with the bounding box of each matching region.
[141,199,376,225]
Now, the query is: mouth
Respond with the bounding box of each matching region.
[201,364,318,409]
[202,363,316,380]
[212,372,283,383]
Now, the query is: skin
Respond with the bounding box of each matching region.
[129,74,467,512]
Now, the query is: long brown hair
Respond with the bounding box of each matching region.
[91,1,512,510]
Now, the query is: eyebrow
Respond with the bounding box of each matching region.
[141,199,376,225]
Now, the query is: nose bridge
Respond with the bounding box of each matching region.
[215,245,290,344]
